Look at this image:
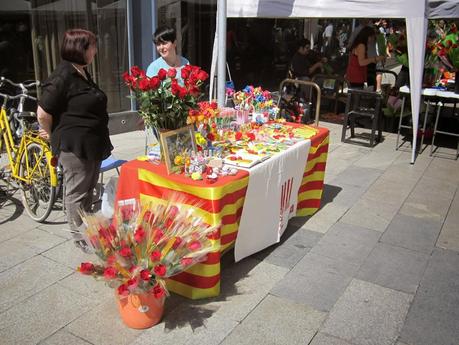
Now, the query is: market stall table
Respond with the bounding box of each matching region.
[115,124,329,299]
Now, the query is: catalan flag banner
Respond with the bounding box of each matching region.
[115,124,328,299]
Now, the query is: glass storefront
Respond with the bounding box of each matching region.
[0,0,218,116]
[0,0,130,113]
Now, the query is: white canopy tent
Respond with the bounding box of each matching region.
[220,0,429,164]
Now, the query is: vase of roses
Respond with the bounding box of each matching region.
[123,65,209,131]
[77,198,219,329]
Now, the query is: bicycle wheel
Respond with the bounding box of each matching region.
[19,142,56,222]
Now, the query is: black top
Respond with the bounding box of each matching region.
[39,60,113,161]
[291,51,320,78]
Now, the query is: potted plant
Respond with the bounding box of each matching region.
[77,199,219,329]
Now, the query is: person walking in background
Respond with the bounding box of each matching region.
[345,26,385,88]
[146,25,189,84]
[37,28,113,253]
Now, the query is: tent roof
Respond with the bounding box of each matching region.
[428,1,459,18]
[227,0,426,19]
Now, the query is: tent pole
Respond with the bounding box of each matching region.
[217,0,227,108]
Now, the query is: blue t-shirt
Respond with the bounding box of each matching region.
[146,56,190,85]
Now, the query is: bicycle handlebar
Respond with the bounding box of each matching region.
[0,92,37,102]
[0,77,40,89]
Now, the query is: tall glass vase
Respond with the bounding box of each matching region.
[145,126,162,160]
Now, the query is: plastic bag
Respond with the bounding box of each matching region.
[101,176,118,219]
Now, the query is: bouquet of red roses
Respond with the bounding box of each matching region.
[123,65,209,130]
[77,198,220,299]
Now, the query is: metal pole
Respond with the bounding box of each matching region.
[217,0,226,108]
[126,0,136,111]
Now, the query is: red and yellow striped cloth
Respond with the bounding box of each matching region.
[115,125,329,299]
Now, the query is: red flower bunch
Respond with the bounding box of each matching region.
[123,65,209,130]
[77,198,220,299]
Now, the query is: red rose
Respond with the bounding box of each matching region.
[167,67,177,78]
[150,250,161,261]
[247,132,255,141]
[79,262,94,275]
[117,284,129,296]
[180,257,194,267]
[138,78,150,91]
[134,226,146,243]
[153,229,164,244]
[152,284,165,299]
[119,246,132,257]
[171,81,180,96]
[178,86,188,99]
[197,70,209,81]
[207,133,215,141]
[149,76,160,90]
[235,132,243,140]
[181,67,190,79]
[143,210,154,223]
[107,255,116,265]
[154,264,167,277]
[130,65,142,77]
[103,267,117,279]
[140,269,151,281]
[157,68,167,81]
[187,240,202,251]
[127,278,138,290]
[172,236,182,249]
[165,218,174,228]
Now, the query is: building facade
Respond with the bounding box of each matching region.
[0,0,217,132]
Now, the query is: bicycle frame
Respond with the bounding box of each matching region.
[0,104,58,187]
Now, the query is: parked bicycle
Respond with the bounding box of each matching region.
[0,77,60,222]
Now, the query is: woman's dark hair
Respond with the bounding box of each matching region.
[297,38,311,50]
[153,26,176,45]
[350,26,375,51]
[61,29,97,65]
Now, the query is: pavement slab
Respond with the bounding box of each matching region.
[220,294,326,345]
[380,213,442,254]
[65,297,142,345]
[399,248,459,345]
[309,222,381,265]
[330,166,383,189]
[132,302,239,345]
[40,330,93,345]
[0,283,93,345]
[202,258,289,322]
[356,242,429,294]
[302,202,349,234]
[0,254,72,313]
[322,279,412,345]
[436,189,459,252]
[42,238,100,271]
[310,332,356,345]
[253,228,322,268]
[271,252,359,312]
[0,228,66,272]
[340,197,399,232]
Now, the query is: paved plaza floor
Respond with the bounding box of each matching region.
[0,122,458,345]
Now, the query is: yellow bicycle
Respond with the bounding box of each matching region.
[0,77,59,222]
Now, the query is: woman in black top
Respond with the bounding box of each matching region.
[37,29,113,252]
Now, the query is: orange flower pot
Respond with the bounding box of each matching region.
[116,292,165,329]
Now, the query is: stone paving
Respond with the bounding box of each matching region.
[1,122,458,345]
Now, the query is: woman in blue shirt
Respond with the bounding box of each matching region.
[146,26,189,84]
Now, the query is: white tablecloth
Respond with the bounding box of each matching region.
[234,139,311,261]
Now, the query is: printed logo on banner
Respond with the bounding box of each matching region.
[279,177,294,233]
